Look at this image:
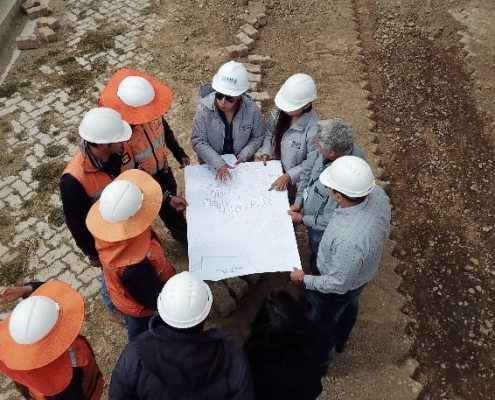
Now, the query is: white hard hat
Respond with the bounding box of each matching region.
[98,180,144,222]
[211,61,249,96]
[8,296,60,345]
[319,156,375,197]
[117,76,156,107]
[157,271,213,329]
[79,107,132,143]
[275,73,317,112]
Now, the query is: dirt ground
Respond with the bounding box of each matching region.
[1,0,495,399]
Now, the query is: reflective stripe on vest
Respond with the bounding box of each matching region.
[62,142,135,203]
[97,227,175,317]
[128,118,168,176]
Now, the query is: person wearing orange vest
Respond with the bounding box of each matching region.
[60,107,135,323]
[99,68,189,245]
[0,280,104,399]
[86,169,176,340]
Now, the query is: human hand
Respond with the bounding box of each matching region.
[179,157,190,168]
[269,173,291,191]
[216,164,233,182]
[261,154,270,166]
[170,196,188,212]
[234,157,245,166]
[290,268,306,284]
[289,204,302,212]
[0,286,32,305]
[288,210,303,225]
[89,257,102,268]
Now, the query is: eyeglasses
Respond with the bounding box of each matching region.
[214,92,236,103]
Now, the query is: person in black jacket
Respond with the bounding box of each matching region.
[243,290,325,400]
[109,271,253,399]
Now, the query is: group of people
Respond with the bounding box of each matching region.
[0,60,392,399]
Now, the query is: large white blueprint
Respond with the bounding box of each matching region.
[184,156,301,281]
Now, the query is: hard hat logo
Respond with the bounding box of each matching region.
[221,76,238,85]
[212,61,249,96]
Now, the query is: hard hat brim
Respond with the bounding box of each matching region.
[99,68,174,125]
[0,280,84,371]
[274,91,310,113]
[0,350,73,395]
[86,169,163,242]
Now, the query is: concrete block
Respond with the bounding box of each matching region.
[248,54,272,67]
[38,26,57,42]
[224,277,248,300]
[21,0,40,13]
[27,5,48,19]
[244,62,261,73]
[248,72,262,83]
[36,16,60,29]
[248,1,267,14]
[242,273,260,285]
[249,91,270,106]
[237,13,258,29]
[16,34,39,50]
[241,23,259,39]
[248,81,259,92]
[224,44,249,58]
[236,31,255,49]
[209,281,236,317]
[256,13,267,26]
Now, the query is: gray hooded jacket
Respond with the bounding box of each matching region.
[191,84,265,170]
[261,106,319,184]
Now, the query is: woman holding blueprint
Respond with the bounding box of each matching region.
[191,61,265,182]
[261,73,319,204]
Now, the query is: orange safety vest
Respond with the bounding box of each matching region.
[0,336,104,400]
[96,227,176,317]
[62,143,135,202]
[129,118,168,176]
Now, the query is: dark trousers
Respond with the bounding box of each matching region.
[306,284,366,364]
[123,314,152,341]
[154,167,188,244]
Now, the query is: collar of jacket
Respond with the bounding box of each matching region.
[148,312,230,343]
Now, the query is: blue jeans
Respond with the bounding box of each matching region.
[307,227,324,275]
[123,314,152,341]
[100,272,119,313]
[306,284,366,365]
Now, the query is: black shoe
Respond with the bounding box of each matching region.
[335,342,347,353]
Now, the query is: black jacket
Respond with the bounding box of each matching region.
[109,314,253,399]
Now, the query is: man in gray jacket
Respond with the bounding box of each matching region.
[191,61,265,182]
[288,119,365,272]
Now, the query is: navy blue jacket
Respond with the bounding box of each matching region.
[109,314,253,399]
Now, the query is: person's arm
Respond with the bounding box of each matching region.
[120,259,163,310]
[237,104,265,162]
[228,346,254,400]
[109,343,140,400]
[294,150,317,208]
[59,174,97,259]
[260,108,277,159]
[303,239,363,294]
[285,123,318,184]
[0,281,43,305]
[191,106,227,170]
[45,367,84,400]
[162,118,189,166]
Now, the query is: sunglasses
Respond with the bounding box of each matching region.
[214,92,236,103]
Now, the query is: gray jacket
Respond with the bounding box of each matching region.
[191,84,265,170]
[261,107,319,184]
[294,144,366,232]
